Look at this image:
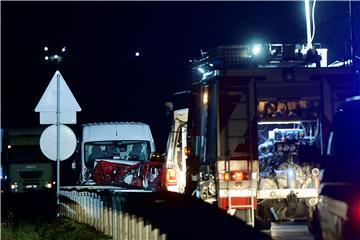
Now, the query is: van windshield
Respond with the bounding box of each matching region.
[84,140,151,165]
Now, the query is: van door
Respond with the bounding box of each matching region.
[165,109,188,193]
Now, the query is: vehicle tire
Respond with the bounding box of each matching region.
[307,209,323,240]
[234,209,271,230]
[235,209,250,223]
[254,208,271,230]
[255,218,271,230]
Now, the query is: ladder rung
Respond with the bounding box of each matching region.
[231,205,253,208]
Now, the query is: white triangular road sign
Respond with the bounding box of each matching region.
[35,71,81,112]
[35,71,81,124]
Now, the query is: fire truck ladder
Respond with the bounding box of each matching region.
[224,80,256,227]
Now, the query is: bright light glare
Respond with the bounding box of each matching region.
[62,47,66,52]
[54,55,59,59]
[45,56,49,61]
[10,182,18,190]
[7,145,11,149]
[135,52,140,57]
[203,91,208,104]
[305,0,312,48]
[44,46,48,51]
[197,67,205,74]
[252,45,261,55]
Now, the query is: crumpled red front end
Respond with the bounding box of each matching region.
[92,159,163,190]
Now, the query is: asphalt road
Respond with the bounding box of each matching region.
[266,221,314,240]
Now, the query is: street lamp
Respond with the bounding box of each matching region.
[43,46,67,64]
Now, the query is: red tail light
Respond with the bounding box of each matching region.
[350,202,360,221]
[219,171,249,181]
[232,171,249,181]
[165,168,177,186]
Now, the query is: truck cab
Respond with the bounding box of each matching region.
[3,128,55,193]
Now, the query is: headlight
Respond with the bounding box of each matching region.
[11,182,18,190]
[45,182,52,188]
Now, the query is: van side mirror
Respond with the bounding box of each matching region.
[150,152,165,162]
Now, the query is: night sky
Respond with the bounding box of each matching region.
[2,1,359,151]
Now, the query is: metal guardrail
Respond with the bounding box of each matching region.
[59,186,271,240]
[59,187,167,240]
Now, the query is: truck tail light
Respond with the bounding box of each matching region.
[223,172,230,181]
[349,201,360,221]
[165,168,177,186]
[219,171,249,181]
[232,171,249,181]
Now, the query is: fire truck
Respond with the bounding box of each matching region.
[164,44,356,228]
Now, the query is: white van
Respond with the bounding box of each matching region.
[80,122,157,185]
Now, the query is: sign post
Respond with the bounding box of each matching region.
[35,70,81,216]
[56,73,60,210]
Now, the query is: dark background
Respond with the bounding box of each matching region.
[2,1,359,151]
